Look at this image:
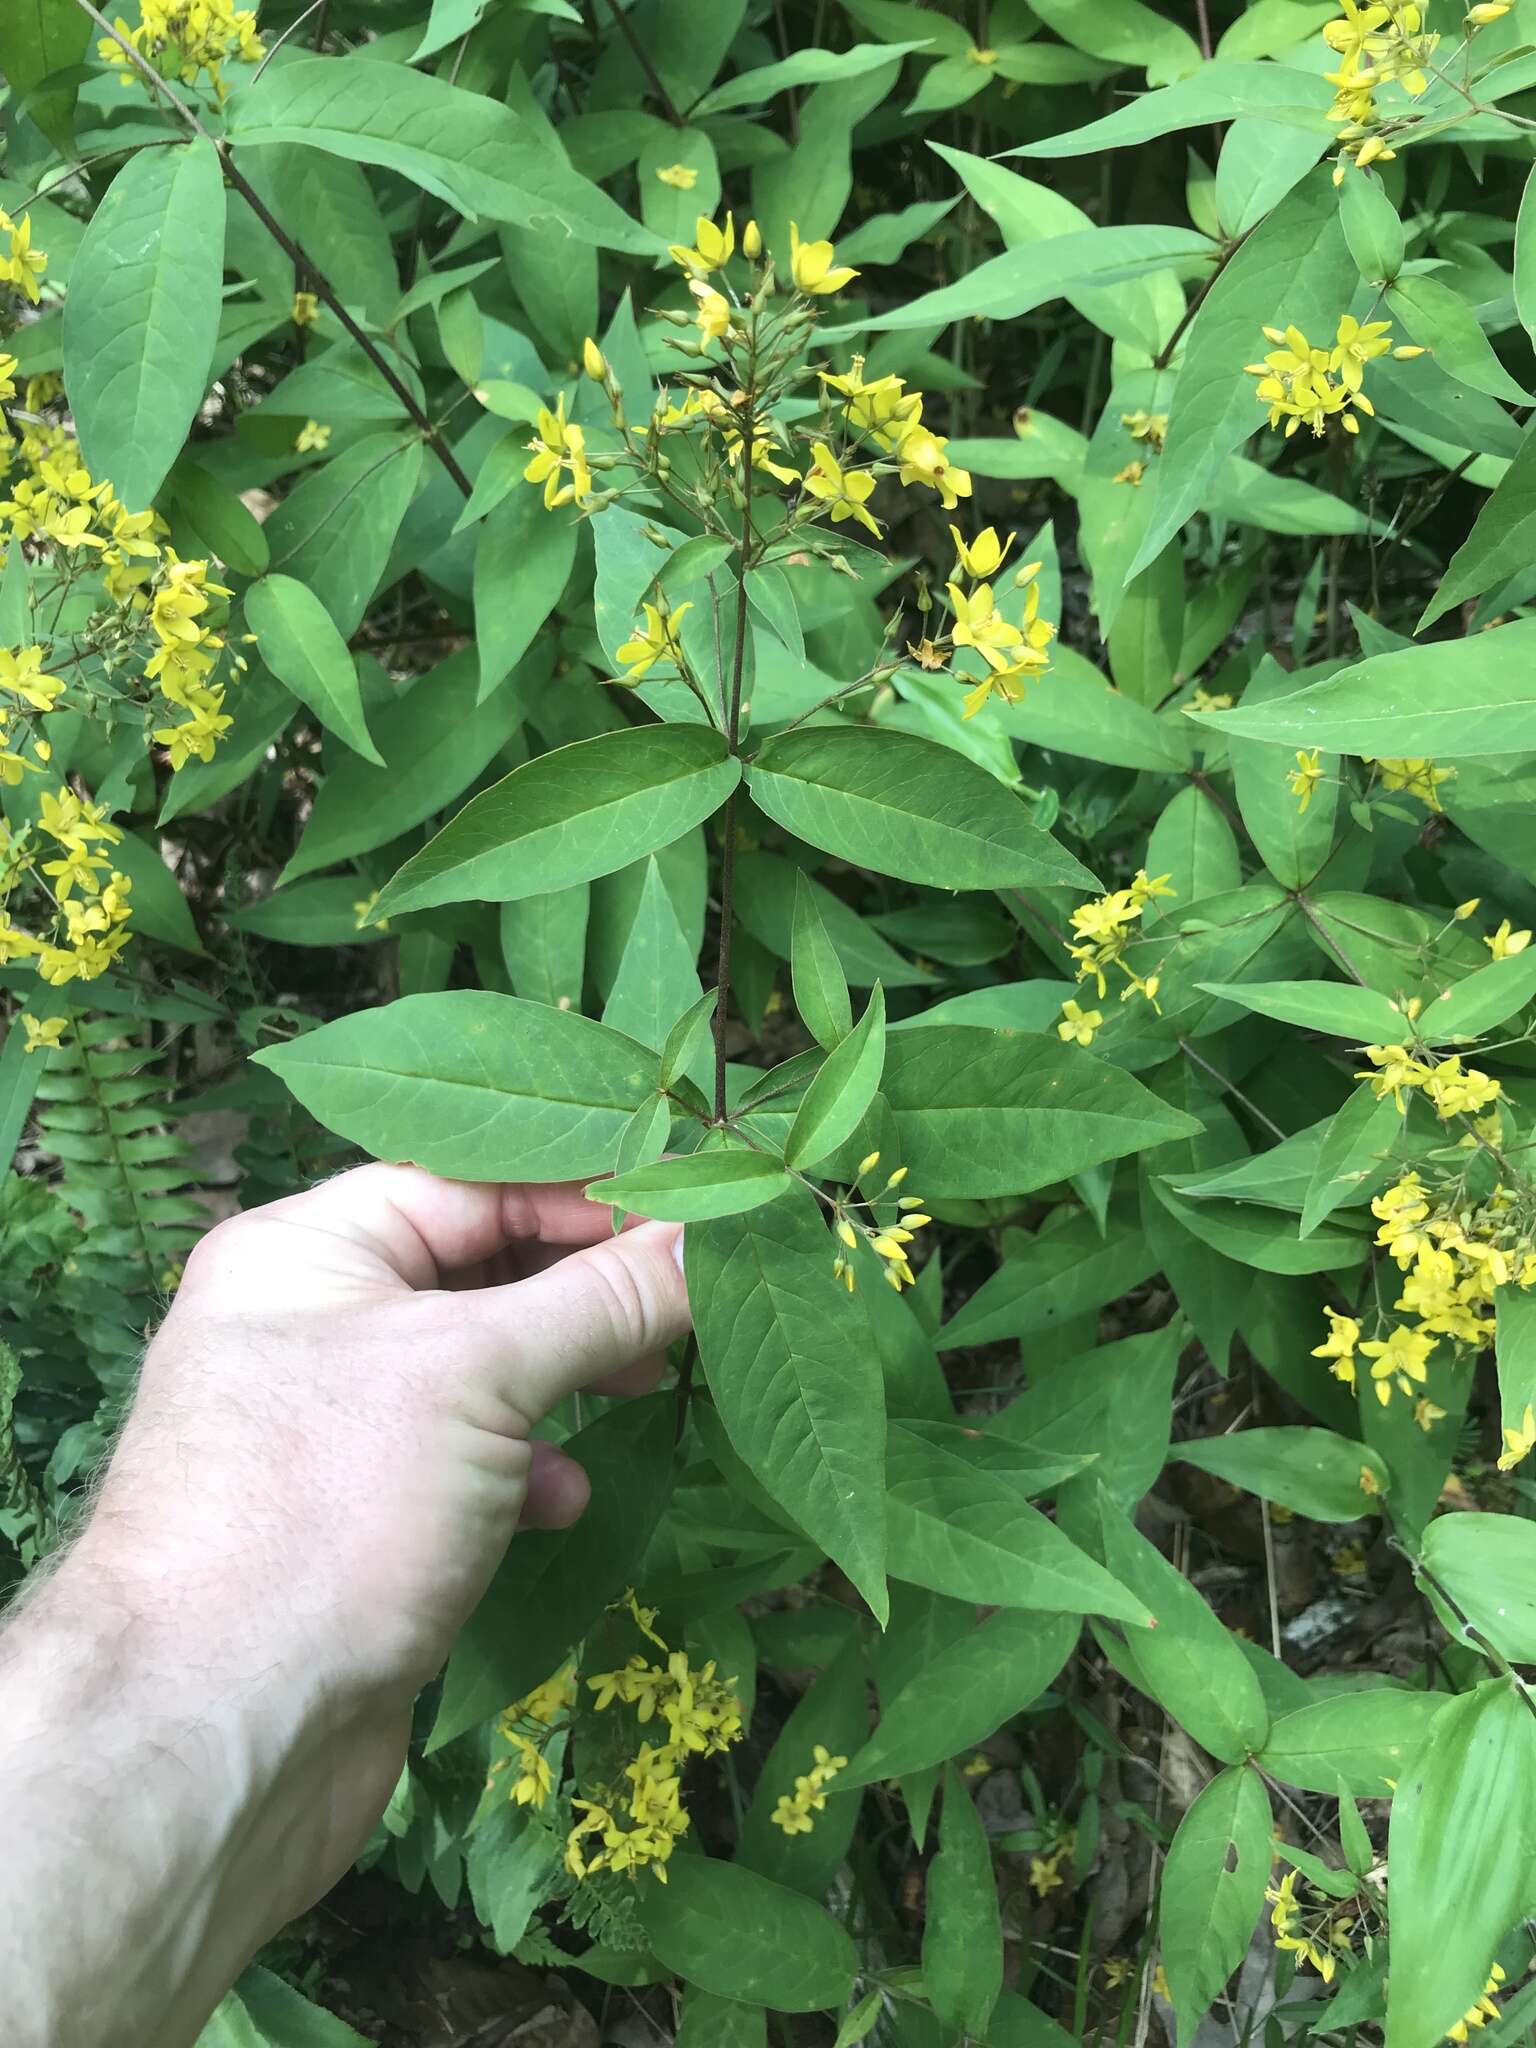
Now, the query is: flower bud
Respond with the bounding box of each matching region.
[582,336,606,381]
[742,218,762,259]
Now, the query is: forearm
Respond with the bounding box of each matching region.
[0,1529,382,2048]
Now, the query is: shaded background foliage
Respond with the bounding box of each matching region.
[9,1,1536,2044]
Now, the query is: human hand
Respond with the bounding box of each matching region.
[1,1164,690,2048]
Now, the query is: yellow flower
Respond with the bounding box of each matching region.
[770,1744,847,1836]
[819,358,922,448]
[1288,748,1325,812]
[1121,408,1168,449]
[788,221,858,295]
[0,646,63,713]
[891,420,972,509]
[0,352,16,402]
[0,209,47,305]
[291,290,319,325]
[1447,1963,1506,2041]
[1311,1306,1361,1386]
[1112,459,1146,486]
[689,278,731,343]
[802,442,882,536]
[1367,754,1453,810]
[654,162,699,189]
[668,212,734,275]
[523,393,591,510]
[1358,1323,1436,1405]
[1331,314,1394,391]
[949,524,1013,579]
[947,579,1025,673]
[20,1013,67,1054]
[1057,998,1102,1047]
[1487,918,1532,961]
[1499,1405,1536,1471]
[1455,898,1481,920]
[294,419,330,453]
[615,600,692,681]
[1188,687,1233,712]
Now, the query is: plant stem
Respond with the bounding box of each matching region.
[710,361,758,1123]
[1152,225,1254,373]
[70,0,474,498]
[598,0,685,124]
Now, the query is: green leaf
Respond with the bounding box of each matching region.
[1028,0,1202,82]
[1259,1690,1446,1796]
[1418,951,1536,1040]
[226,880,383,948]
[588,1150,791,1222]
[1419,1512,1536,1664]
[280,649,525,884]
[1496,1284,1536,1457]
[638,1856,857,2012]
[263,432,424,638]
[601,856,704,1058]
[0,1012,46,1178]
[923,1768,1003,2042]
[500,884,589,1010]
[1009,62,1329,156]
[688,1186,888,1621]
[660,988,718,1091]
[878,1027,1202,1198]
[0,0,92,153]
[1196,978,1402,1041]
[374,728,741,918]
[1387,273,1534,407]
[1175,1427,1388,1522]
[736,1634,869,1895]
[1385,1681,1536,2048]
[167,460,270,578]
[1143,785,1242,919]
[1159,1766,1272,2048]
[229,56,660,254]
[252,992,657,1180]
[937,1210,1154,1350]
[108,829,206,955]
[1225,658,1341,887]
[1517,160,1536,351]
[995,643,1193,772]
[841,1609,1078,1788]
[693,39,928,115]
[674,1991,766,2048]
[1421,415,1536,629]
[1191,619,1536,756]
[1098,1490,1270,1763]
[822,224,1213,340]
[474,492,578,703]
[1302,1081,1404,1237]
[63,137,225,512]
[1124,170,1355,581]
[245,574,383,766]
[1338,165,1405,283]
[735,852,934,990]
[748,727,1097,892]
[785,986,886,1170]
[791,868,853,1051]
[429,1396,674,1750]
[885,1419,1150,1623]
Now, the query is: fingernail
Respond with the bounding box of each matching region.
[672,1227,686,1275]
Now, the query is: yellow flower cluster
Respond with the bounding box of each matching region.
[1316,1162,1536,1419]
[524,393,591,510]
[1365,754,1454,810]
[1267,1869,1352,1982]
[1065,870,1174,1018]
[1246,315,1419,438]
[99,0,264,102]
[487,1662,577,1811]
[1446,1963,1507,2041]
[946,527,1054,719]
[0,211,46,306]
[568,1595,744,1884]
[0,790,133,985]
[615,599,690,681]
[832,1151,930,1293]
[770,1743,848,1835]
[1323,0,1437,134]
[1028,1822,1077,1896]
[820,356,973,512]
[1357,1045,1502,1120]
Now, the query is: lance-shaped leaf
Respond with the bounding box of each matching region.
[1175,1427,1389,1522]
[687,1185,888,1621]
[1160,1766,1272,2048]
[63,136,225,511]
[1009,62,1329,157]
[373,727,741,917]
[924,1768,1003,2041]
[1419,1512,1536,1664]
[885,1420,1149,1623]
[245,574,383,765]
[1386,1681,1536,2048]
[1258,1690,1445,1796]
[252,991,658,1181]
[747,728,1098,892]
[229,55,660,253]
[1189,619,1536,756]
[791,868,853,1051]
[785,986,886,1169]
[638,1857,857,2013]
[587,1149,791,1223]
[879,1027,1202,1197]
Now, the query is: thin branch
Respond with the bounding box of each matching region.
[1152,224,1255,372]
[70,0,473,497]
[250,0,327,81]
[599,0,684,124]
[710,372,757,1123]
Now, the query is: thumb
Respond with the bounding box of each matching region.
[476,1218,691,1421]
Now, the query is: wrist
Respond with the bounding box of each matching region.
[1,1530,402,2048]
